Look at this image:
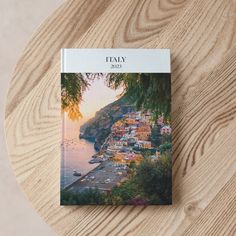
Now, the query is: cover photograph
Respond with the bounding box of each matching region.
[61,49,172,205]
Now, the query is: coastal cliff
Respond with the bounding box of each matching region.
[80,97,134,150]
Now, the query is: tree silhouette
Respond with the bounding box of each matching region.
[106,73,171,120]
[61,73,171,121]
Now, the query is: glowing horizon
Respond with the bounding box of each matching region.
[68,74,122,126]
[80,78,122,122]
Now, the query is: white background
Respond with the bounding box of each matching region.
[62,48,170,73]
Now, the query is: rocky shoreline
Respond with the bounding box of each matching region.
[79,97,135,151]
[67,111,171,193]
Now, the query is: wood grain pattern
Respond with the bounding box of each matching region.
[4,0,236,235]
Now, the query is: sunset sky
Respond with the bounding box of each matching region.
[64,74,123,139]
[80,75,122,123]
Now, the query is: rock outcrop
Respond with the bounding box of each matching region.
[80,97,134,150]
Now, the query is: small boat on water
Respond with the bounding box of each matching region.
[73,170,82,176]
[89,158,103,164]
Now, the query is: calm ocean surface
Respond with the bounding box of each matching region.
[61,116,99,189]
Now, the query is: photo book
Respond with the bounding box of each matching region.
[61,49,172,205]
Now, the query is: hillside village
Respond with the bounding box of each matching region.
[67,111,171,193]
[105,111,171,163]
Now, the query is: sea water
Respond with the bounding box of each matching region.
[61,116,99,189]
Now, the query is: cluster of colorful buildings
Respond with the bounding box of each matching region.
[157,115,172,135]
[94,111,171,165]
[83,111,172,192]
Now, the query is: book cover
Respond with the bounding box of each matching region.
[61,49,171,205]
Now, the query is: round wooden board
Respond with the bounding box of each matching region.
[5,0,236,235]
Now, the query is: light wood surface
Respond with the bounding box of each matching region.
[5,0,236,235]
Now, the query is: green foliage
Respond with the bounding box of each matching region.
[106,73,171,119]
[162,133,172,144]
[135,153,172,204]
[106,152,172,205]
[141,150,156,158]
[129,161,137,169]
[62,73,171,121]
[61,188,106,205]
[61,152,172,205]
[159,143,172,154]
[109,178,141,205]
[61,73,90,110]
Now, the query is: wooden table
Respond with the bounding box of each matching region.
[5,0,236,235]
